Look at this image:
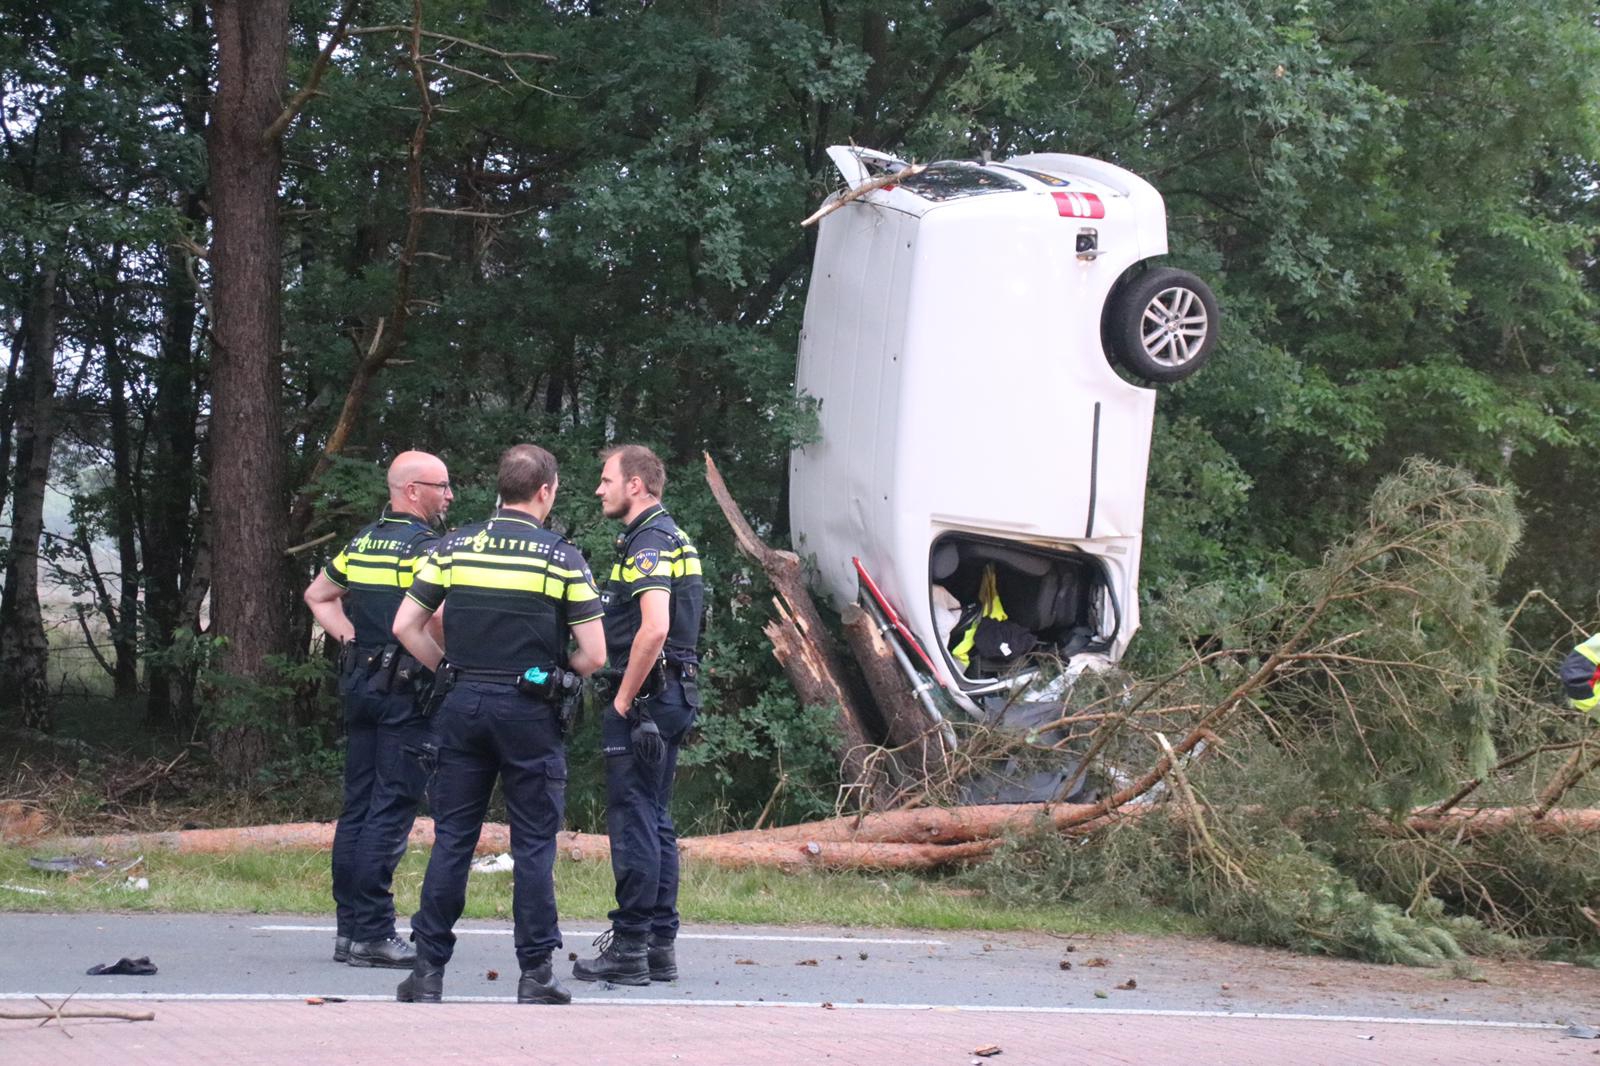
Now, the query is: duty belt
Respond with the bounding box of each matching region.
[446,667,522,686]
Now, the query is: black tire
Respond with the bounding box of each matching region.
[1103,267,1219,383]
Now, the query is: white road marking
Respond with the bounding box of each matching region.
[0,990,1568,1029]
[254,924,947,946]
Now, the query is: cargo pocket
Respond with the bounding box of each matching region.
[542,757,568,832]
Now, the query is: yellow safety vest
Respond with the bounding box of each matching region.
[951,565,1007,667]
[1569,633,1600,714]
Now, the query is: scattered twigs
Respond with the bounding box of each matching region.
[348,24,556,62]
[1432,740,1586,815]
[284,532,337,557]
[0,990,154,1034]
[751,771,788,832]
[801,164,927,227]
[1532,738,1600,819]
[1158,732,1247,887]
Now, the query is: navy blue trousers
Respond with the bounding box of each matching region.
[410,682,567,970]
[330,670,431,943]
[601,675,699,940]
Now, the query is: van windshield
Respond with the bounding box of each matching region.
[899,164,1025,202]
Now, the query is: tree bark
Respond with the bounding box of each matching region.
[704,452,892,807]
[206,0,292,779]
[47,805,1600,872]
[0,267,62,731]
[841,602,949,777]
[0,329,21,522]
[93,250,142,700]
[143,2,209,734]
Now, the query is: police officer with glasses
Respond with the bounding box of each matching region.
[390,444,605,1005]
[303,450,453,970]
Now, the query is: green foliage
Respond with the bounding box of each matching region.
[684,684,844,823]
[5,1,1600,849]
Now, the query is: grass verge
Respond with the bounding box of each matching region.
[0,844,1200,936]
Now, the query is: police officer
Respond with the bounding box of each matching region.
[573,444,704,986]
[390,444,605,1005]
[1561,632,1600,715]
[303,451,452,969]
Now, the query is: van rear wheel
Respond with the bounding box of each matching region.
[1105,267,1219,383]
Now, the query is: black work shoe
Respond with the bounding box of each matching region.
[517,956,573,1005]
[571,929,649,986]
[332,935,352,963]
[396,960,444,1003]
[647,934,678,982]
[349,934,417,969]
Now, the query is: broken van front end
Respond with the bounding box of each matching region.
[789,147,1217,736]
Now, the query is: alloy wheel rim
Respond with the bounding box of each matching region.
[1140,286,1209,367]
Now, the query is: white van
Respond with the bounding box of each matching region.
[789,146,1218,723]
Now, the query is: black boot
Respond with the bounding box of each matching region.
[396,959,444,1003]
[571,929,649,986]
[349,934,417,968]
[332,935,352,964]
[647,934,678,982]
[517,955,573,1005]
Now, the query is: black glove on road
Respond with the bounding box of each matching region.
[630,712,665,766]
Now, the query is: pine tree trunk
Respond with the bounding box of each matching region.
[93,257,142,702]
[205,0,290,781]
[143,4,209,734]
[0,268,62,732]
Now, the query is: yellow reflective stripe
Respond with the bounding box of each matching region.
[343,564,402,587]
[344,552,406,565]
[670,557,703,577]
[415,559,450,588]
[449,563,557,594]
[567,582,599,604]
[330,550,351,578]
[1573,692,1599,714]
[1576,633,1600,665]
[951,621,976,666]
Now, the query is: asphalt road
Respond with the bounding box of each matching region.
[1,912,1595,1025]
[4,914,1599,1065]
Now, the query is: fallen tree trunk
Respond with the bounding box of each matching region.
[41,805,1600,873]
[43,819,613,861]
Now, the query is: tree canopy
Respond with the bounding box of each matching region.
[1,0,1596,810]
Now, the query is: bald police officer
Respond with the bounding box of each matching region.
[573,444,704,986]
[304,450,452,969]
[391,444,605,1005]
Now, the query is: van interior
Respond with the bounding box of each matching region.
[928,534,1116,685]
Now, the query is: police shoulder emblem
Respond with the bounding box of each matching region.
[471,528,490,553]
[634,547,660,575]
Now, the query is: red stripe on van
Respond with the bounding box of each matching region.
[1052,191,1105,219]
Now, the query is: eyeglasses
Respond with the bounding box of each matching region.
[410,480,451,491]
